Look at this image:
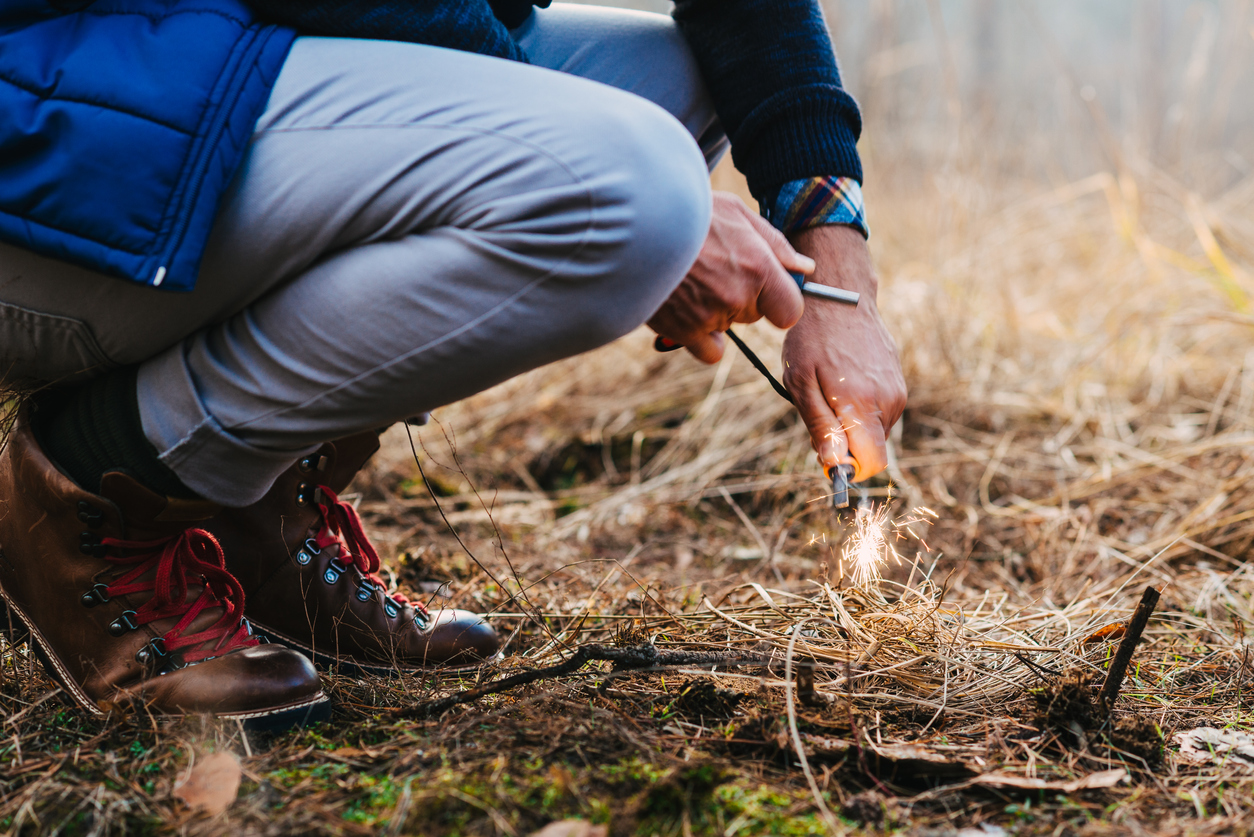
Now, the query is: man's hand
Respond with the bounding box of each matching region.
[782,225,906,482]
[648,192,809,363]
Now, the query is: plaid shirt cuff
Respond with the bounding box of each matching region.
[764,176,868,238]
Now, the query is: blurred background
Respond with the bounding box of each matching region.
[586,0,1254,194]
[376,0,1254,602]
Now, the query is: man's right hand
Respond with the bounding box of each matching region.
[647,191,809,363]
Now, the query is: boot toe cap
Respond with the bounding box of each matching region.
[138,644,326,720]
[422,608,500,665]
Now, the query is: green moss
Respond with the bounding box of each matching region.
[342,775,405,826]
[267,762,352,788]
[713,782,826,836]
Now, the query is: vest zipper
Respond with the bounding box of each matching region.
[157,27,273,288]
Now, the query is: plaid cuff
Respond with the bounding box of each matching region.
[764,175,868,238]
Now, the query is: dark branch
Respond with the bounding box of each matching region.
[1097,585,1160,714]
[398,644,764,719]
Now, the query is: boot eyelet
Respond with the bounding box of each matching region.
[355,582,376,602]
[81,583,111,607]
[296,538,322,566]
[295,483,324,507]
[384,599,400,619]
[79,533,107,558]
[298,454,329,474]
[76,501,104,528]
[108,610,139,636]
[323,558,347,585]
[135,636,168,665]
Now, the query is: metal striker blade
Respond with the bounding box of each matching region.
[829,463,855,510]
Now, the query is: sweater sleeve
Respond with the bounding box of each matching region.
[672,0,862,202]
[488,0,550,29]
[245,0,528,62]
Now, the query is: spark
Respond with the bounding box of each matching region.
[836,501,930,589]
[842,503,894,587]
[804,482,933,591]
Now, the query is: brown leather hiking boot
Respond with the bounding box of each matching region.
[204,432,499,674]
[0,406,329,729]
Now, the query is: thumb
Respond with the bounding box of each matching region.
[746,210,816,277]
[745,213,807,329]
[684,330,726,365]
[757,264,805,330]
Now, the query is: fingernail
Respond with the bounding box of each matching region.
[796,256,816,273]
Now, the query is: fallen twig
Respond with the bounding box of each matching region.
[1098,585,1161,713]
[784,620,842,834]
[398,644,764,718]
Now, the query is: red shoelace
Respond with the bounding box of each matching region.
[312,486,428,619]
[100,528,257,663]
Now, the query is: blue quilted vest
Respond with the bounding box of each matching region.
[0,0,296,291]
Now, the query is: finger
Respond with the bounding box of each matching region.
[755,261,804,330]
[648,306,716,353]
[885,385,908,434]
[835,404,888,482]
[684,330,725,364]
[745,211,815,275]
[790,377,849,471]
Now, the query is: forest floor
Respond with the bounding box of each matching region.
[4,154,1254,837]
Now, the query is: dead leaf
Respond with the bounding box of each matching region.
[798,735,973,779]
[528,821,607,837]
[1173,727,1254,767]
[327,746,386,762]
[958,823,1008,837]
[869,742,974,779]
[330,747,369,758]
[174,751,242,816]
[974,768,1127,792]
[1082,623,1126,644]
[800,733,851,758]
[956,826,1008,837]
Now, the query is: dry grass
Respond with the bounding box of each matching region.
[5,3,1254,835]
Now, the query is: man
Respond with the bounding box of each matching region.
[0,0,905,728]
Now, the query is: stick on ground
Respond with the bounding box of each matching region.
[398,644,764,719]
[1098,585,1161,714]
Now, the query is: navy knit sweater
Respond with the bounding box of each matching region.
[244,0,862,200]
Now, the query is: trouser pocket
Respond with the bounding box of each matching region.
[0,301,112,385]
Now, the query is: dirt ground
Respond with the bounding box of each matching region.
[4,2,1254,835]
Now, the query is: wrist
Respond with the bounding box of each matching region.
[790,224,879,299]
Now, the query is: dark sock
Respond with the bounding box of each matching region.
[33,367,198,499]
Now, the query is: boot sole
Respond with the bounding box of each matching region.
[251,621,492,678]
[0,590,331,730]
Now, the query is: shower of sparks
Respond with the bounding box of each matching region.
[805,478,939,589]
[842,502,895,587]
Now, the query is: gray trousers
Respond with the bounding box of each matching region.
[0,4,722,506]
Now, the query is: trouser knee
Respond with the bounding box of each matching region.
[556,100,712,348]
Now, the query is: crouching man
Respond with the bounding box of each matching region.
[0,0,905,727]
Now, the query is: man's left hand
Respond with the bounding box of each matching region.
[782,224,906,482]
